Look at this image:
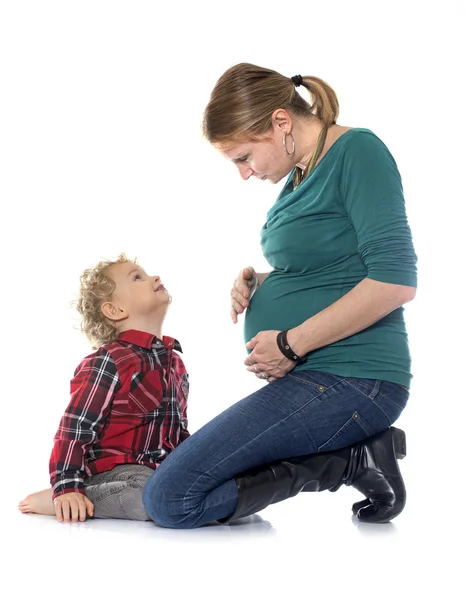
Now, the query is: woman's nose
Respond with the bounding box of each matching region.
[237,163,253,180]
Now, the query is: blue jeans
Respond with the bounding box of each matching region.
[142,370,409,528]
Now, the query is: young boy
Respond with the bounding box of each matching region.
[19,254,189,523]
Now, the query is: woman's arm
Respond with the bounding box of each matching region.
[288,277,416,357]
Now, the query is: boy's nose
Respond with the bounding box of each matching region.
[152,275,161,285]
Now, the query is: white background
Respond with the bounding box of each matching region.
[1,1,463,598]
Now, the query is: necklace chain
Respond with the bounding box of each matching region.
[293,126,329,189]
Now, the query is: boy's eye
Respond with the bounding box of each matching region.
[133,274,142,280]
[237,155,249,163]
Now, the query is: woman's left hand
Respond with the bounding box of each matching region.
[244,330,296,382]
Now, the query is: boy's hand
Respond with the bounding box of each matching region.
[53,491,94,523]
[231,266,257,323]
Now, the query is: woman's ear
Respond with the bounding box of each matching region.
[271,108,293,134]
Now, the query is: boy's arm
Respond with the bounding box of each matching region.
[179,372,190,442]
[177,358,190,442]
[179,397,190,442]
[49,351,120,500]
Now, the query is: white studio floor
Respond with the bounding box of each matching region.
[3,464,460,600]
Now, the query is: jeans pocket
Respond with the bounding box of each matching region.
[287,371,335,393]
[317,411,375,453]
[345,378,382,399]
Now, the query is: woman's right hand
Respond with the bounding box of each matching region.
[231,266,258,324]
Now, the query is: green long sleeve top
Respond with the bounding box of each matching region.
[244,128,417,388]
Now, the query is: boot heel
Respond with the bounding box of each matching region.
[392,427,406,459]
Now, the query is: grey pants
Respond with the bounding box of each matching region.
[84,464,154,521]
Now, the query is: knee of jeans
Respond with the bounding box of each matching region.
[142,472,179,527]
[142,471,199,529]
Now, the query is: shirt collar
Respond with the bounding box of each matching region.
[117,329,183,353]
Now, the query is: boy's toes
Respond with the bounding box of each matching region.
[18,500,31,513]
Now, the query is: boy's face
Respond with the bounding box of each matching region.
[105,261,170,320]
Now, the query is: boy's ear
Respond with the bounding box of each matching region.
[101,301,127,321]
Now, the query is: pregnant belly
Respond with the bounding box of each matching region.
[243,276,346,343]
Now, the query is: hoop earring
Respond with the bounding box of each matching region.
[282,132,295,156]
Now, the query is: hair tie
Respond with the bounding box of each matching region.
[291,74,303,87]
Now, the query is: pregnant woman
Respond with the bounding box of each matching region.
[142,62,417,528]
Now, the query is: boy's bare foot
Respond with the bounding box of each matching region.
[18,488,55,516]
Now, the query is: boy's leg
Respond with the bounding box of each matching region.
[18,489,55,515]
[19,465,154,521]
[85,464,153,521]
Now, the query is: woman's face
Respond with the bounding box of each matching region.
[218,126,295,184]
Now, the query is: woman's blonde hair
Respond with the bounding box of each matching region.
[75,253,135,349]
[202,62,339,145]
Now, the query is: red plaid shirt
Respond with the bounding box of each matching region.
[49,330,189,499]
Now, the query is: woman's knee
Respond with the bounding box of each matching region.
[142,469,196,528]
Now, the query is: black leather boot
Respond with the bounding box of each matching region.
[221,427,406,524]
[346,426,407,523]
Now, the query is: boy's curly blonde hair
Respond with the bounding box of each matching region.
[76,253,135,349]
